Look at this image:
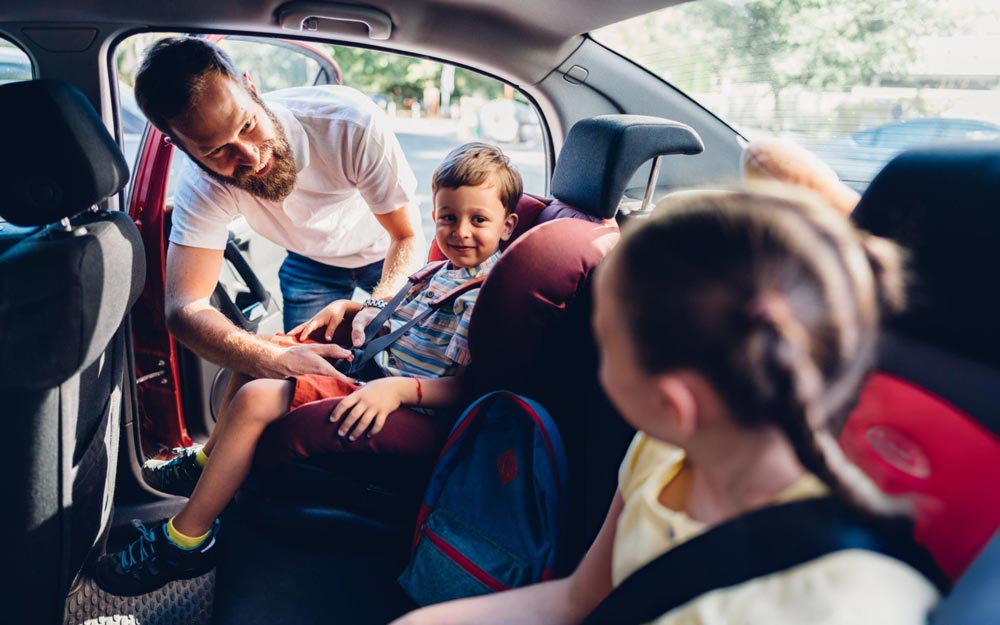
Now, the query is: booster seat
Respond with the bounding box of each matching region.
[841,145,1000,583]
[247,115,704,560]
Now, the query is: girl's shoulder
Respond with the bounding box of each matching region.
[618,432,685,502]
[653,549,940,625]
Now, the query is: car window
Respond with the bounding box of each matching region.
[0,39,33,226]
[0,38,31,87]
[593,0,1000,192]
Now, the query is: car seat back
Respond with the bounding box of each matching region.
[842,145,1000,581]
[0,80,144,624]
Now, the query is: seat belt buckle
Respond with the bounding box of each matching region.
[334,347,366,376]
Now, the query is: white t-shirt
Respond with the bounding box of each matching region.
[169,85,420,268]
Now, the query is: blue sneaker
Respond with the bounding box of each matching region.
[94,518,220,597]
[142,446,204,497]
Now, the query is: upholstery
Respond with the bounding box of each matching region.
[550,115,703,219]
[0,79,129,227]
[841,145,1000,581]
[0,79,143,624]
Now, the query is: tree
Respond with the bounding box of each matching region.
[595,0,948,131]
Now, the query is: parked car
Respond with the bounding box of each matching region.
[0,2,997,625]
[815,118,1000,191]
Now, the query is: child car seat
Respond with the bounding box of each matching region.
[842,145,1000,582]
[248,116,703,564]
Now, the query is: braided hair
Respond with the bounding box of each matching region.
[611,185,907,516]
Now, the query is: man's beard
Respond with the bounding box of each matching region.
[193,99,298,202]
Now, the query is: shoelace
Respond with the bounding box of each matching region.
[159,448,199,484]
[119,520,158,571]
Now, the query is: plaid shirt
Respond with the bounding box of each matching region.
[375,252,500,379]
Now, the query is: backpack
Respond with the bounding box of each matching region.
[397,391,568,606]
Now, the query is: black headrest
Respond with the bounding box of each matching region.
[0,80,129,227]
[853,145,1000,369]
[550,115,703,219]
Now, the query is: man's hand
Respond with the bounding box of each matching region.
[351,305,382,347]
[330,377,409,440]
[273,342,356,380]
[288,299,361,342]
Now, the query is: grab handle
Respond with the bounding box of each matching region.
[277,1,393,40]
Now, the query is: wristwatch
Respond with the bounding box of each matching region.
[362,297,388,310]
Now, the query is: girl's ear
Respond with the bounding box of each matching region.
[501,212,519,241]
[652,373,700,441]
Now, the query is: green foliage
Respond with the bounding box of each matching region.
[596,0,949,94]
[324,45,504,103]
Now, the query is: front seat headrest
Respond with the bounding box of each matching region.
[550,115,704,219]
[0,79,129,227]
[852,145,1000,369]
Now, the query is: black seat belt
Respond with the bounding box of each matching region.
[583,497,949,625]
[335,261,485,378]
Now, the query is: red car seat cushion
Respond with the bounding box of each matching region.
[842,373,1000,580]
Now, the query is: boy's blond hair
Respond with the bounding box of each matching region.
[432,142,523,214]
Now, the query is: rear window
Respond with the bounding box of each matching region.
[593,0,1000,192]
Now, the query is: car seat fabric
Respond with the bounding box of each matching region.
[929,528,1000,625]
[0,79,129,227]
[550,115,704,219]
[841,145,1000,581]
[0,79,144,625]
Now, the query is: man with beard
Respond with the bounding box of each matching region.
[133,37,423,380]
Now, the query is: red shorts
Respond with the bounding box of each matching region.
[253,333,454,470]
[265,333,360,409]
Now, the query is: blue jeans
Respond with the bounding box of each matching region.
[278,252,384,331]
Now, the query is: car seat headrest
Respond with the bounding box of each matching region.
[0,80,129,227]
[852,145,1000,369]
[468,218,620,392]
[551,115,704,219]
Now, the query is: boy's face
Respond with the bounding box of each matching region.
[432,182,518,268]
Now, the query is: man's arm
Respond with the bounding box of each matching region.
[166,243,352,379]
[350,204,424,346]
[371,204,422,299]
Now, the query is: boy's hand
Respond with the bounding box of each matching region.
[330,378,404,440]
[288,299,360,342]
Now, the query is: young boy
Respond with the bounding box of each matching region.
[95,142,522,597]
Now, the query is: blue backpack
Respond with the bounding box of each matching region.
[397,391,568,606]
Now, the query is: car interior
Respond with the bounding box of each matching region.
[0,0,997,624]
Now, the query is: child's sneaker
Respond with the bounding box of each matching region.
[94,518,220,597]
[142,446,204,497]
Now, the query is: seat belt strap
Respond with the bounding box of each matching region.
[344,263,486,376]
[583,497,949,625]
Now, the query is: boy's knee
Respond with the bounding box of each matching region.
[231,379,291,424]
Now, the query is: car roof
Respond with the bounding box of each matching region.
[0,0,684,86]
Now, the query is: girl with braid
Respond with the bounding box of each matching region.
[393,186,941,625]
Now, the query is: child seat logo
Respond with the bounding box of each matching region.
[497,449,517,484]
